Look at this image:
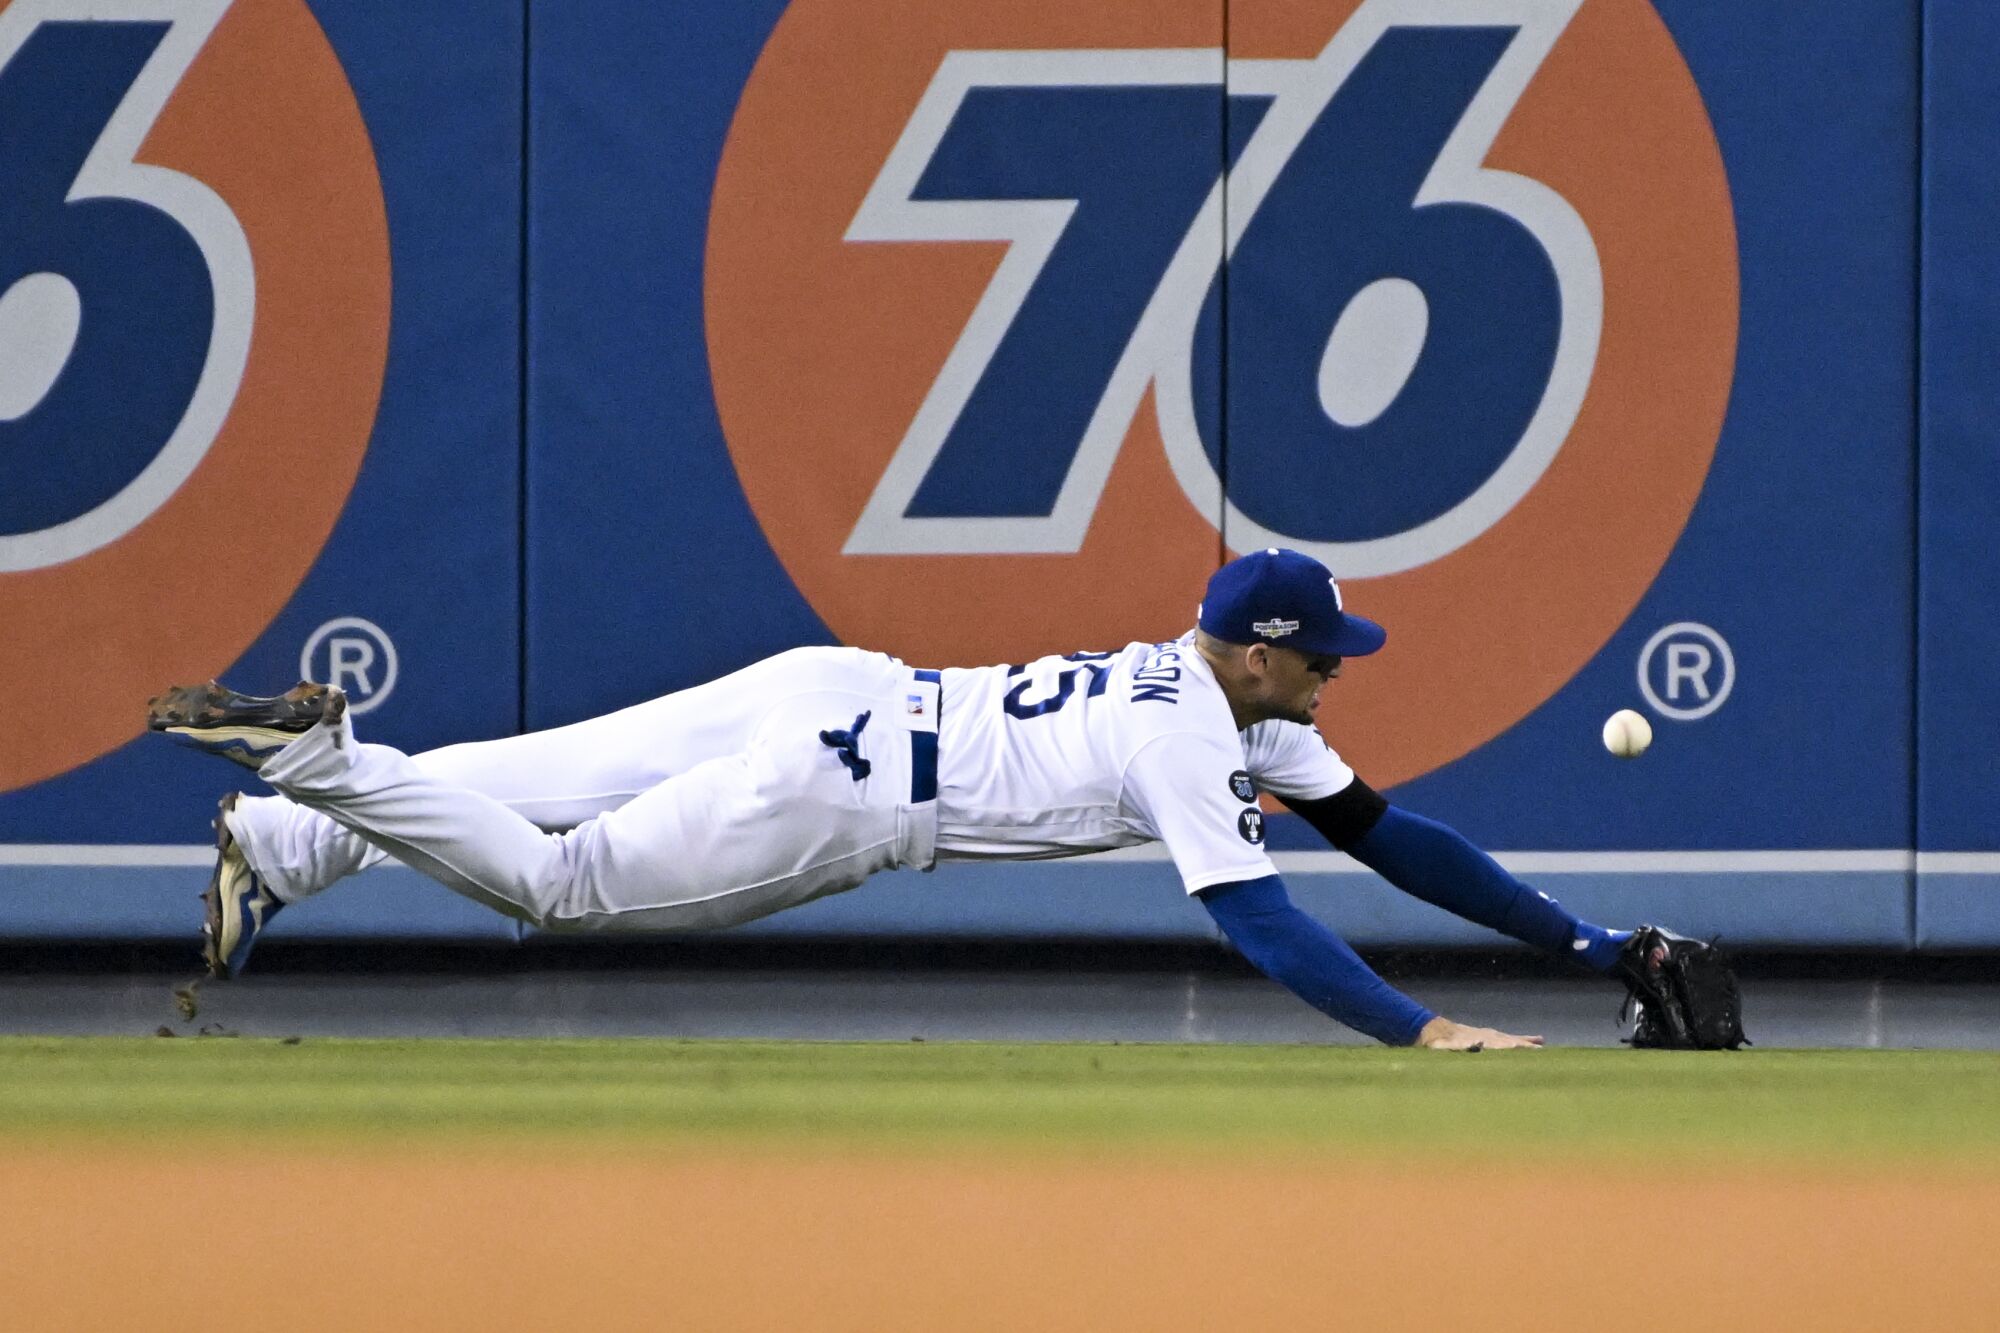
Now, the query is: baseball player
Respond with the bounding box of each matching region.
[149,548,1740,1050]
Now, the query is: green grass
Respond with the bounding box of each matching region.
[3,1038,1997,1163]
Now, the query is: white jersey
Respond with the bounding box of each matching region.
[932,633,1355,893]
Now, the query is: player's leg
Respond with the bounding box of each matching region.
[248,677,927,931]
[151,650,926,971]
[561,679,929,926]
[225,647,859,904]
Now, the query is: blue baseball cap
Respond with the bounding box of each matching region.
[1197,549,1386,658]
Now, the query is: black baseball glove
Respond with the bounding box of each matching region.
[1614,925,1749,1049]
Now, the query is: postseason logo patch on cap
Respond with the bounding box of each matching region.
[1252,618,1299,639]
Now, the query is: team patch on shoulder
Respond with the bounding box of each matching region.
[1229,770,1256,803]
[1237,809,1265,845]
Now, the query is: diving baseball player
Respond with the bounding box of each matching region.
[148,548,1745,1050]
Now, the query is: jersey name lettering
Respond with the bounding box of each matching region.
[1131,643,1184,705]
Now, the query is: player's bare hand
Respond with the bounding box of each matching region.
[1415,1017,1545,1052]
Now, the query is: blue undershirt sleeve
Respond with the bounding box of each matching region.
[1197,874,1434,1046]
[1345,804,1581,957]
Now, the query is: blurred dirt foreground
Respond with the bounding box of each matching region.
[3,1147,1996,1331]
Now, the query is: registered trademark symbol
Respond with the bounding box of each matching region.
[301,616,399,715]
[1637,621,1734,721]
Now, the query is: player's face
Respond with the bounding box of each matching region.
[1252,645,1342,724]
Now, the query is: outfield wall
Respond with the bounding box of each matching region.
[2,0,1995,949]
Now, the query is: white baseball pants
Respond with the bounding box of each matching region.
[230,648,940,931]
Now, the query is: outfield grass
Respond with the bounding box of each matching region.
[3,1037,1997,1163]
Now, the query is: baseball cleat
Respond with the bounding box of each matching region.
[147,680,346,770]
[201,791,283,979]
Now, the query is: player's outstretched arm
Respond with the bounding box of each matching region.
[1283,780,1628,971]
[1198,875,1541,1049]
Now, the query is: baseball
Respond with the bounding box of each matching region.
[1602,708,1653,759]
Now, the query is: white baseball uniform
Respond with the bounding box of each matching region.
[232,634,1355,929]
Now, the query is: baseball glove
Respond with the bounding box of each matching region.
[1615,925,1749,1049]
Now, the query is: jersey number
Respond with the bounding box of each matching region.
[1001,651,1113,720]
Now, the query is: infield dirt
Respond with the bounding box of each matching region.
[5,1146,1998,1330]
